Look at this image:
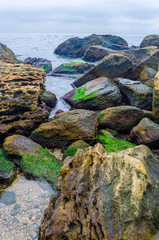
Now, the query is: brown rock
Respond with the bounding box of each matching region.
[153,71,159,119]
[39,144,159,240]
[0,43,18,63]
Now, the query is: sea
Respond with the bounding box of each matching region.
[0,32,146,240]
[0,33,146,117]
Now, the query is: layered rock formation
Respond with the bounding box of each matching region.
[39,144,159,240]
[0,43,18,63]
[0,62,49,137]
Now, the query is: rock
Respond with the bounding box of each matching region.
[73,54,132,87]
[97,129,135,152]
[3,135,62,187]
[63,77,122,110]
[151,232,159,240]
[63,140,90,157]
[0,62,49,137]
[153,71,159,119]
[30,109,100,149]
[99,106,144,131]
[144,79,154,87]
[23,57,52,73]
[51,62,94,75]
[130,117,159,146]
[54,34,128,58]
[1,191,16,205]
[0,43,18,63]
[82,45,117,62]
[39,144,159,240]
[139,67,157,81]
[0,149,16,182]
[114,78,153,110]
[140,35,159,48]
[41,91,57,108]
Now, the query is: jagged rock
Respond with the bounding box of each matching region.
[114,78,153,110]
[63,77,122,110]
[140,35,159,48]
[41,91,57,109]
[82,46,117,62]
[51,62,94,75]
[3,135,62,187]
[23,57,52,73]
[153,71,159,119]
[130,117,159,146]
[0,43,18,63]
[99,106,144,131]
[39,144,159,240]
[30,109,100,149]
[0,62,49,137]
[73,54,132,87]
[54,34,128,58]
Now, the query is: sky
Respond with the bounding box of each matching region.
[0,0,159,35]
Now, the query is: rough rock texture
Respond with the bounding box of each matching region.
[41,91,57,109]
[153,71,159,119]
[139,67,157,81]
[82,46,117,62]
[39,144,159,240]
[63,140,90,157]
[54,34,128,58]
[99,106,144,131]
[0,43,18,63]
[23,57,52,73]
[140,35,159,48]
[51,62,94,75]
[130,117,159,146]
[73,54,132,87]
[0,149,16,182]
[63,77,122,110]
[0,62,49,137]
[115,78,153,110]
[30,109,100,149]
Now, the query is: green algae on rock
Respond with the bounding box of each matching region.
[3,135,62,188]
[52,62,94,74]
[0,149,16,181]
[97,130,135,152]
[63,140,90,157]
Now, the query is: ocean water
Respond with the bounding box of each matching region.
[0,33,145,117]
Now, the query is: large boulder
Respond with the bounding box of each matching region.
[99,106,144,131]
[3,135,62,188]
[114,78,153,110]
[0,62,49,137]
[73,54,132,87]
[153,71,159,119]
[140,35,159,48]
[30,109,100,149]
[130,117,159,146]
[83,46,117,62]
[0,43,18,64]
[54,34,128,58]
[23,57,52,73]
[39,144,159,240]
[63,77,122,110]
[41,91,57,109]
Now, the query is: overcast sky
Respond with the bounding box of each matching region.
[0,0,159,35]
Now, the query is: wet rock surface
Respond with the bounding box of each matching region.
[23,57,52,73]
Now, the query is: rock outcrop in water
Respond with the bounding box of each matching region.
[0,62,49,137]
[0,43,18,63]
[23,57,52,73]
[39,143,159,240]
[140,35,159,48]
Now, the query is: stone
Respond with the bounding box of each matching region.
[23,57,52,73]
[114,78,153,110]
[3,135,62,188]
[151,232,159,240]
[30,109,100,149]
[1,191,16,205]
[130,117,159,146]
[51,62,94,75]
[99,106,144,131]
[0,62,49,137]
[0,149,16,182]
[41,91,57,108]
[144,79,155,87]
[63,77,122,110]
[39,144,159,240]
[0,43,18,63]
[54,34,128,58]
[139,67,157,81]
[82,45,117,62]
[63,140,90,157]
[140,34,159,48]
[73,54,132,87]
[153,71,159,119]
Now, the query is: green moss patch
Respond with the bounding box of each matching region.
[0,149,16,178]
[72,87,97,101]
[97,130,135,152]
[20,148,62,188]
[43,65,50,71]
[64,140,90,157]
[61,64,77,72]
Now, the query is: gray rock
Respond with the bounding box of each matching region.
[23,57,52,73]
[1,191,16,205]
